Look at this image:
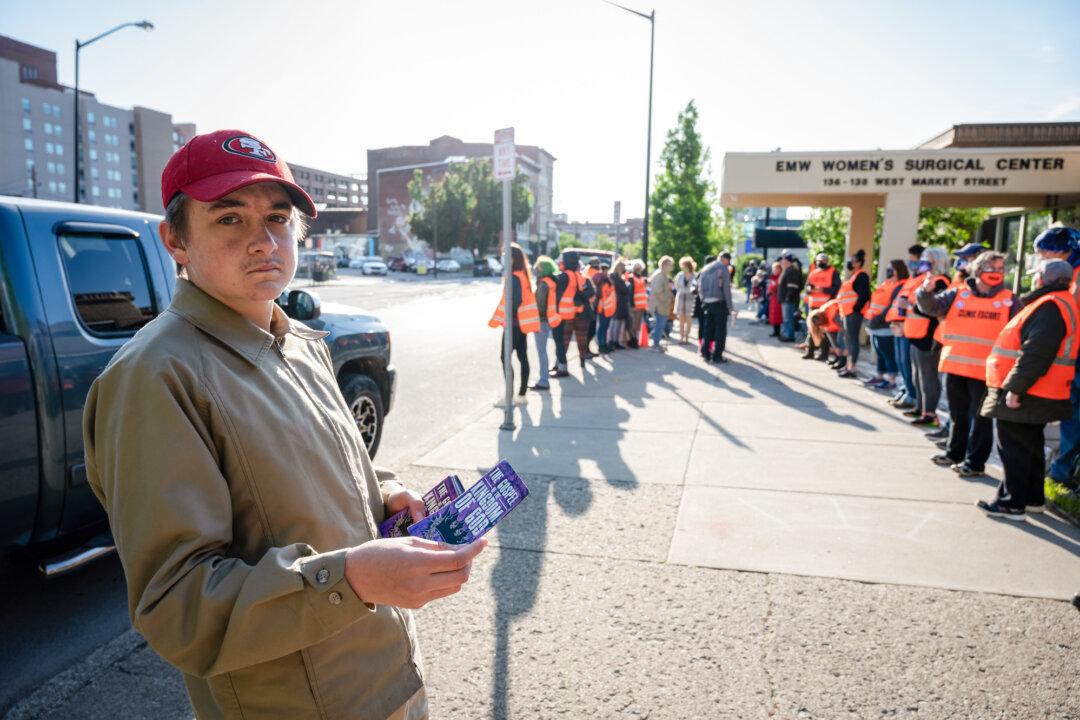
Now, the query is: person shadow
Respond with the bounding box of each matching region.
[488,388,593,717]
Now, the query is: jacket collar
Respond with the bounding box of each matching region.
[168,279,328,365]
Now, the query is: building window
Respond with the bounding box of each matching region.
[55,144,63,156]
[47,162,56,174]
[42,102,51,115]
[54,123,62,135]
[58,181,66,194]
[88,130,96,144]
[22,117,31,131]
[91,167,99,179]
[92,185,100,197]
[87,111,95,124]
[48,180,57,193]
[24,138,33,151]
[53,105,60,118]
[25,158,34,170]
[57,163,64,174]
[44,122,53,135]
[27,178,34,192]
[90,148,98,161]
[45,142,54,155]
[21,98,30,112]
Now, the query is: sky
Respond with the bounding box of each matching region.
[4,0,1080,221]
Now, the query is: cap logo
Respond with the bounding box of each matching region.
[222,135,276,163]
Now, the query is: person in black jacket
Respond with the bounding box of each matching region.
[977,259,1077,520]
[608,258,631,349]
[777,251,804,342]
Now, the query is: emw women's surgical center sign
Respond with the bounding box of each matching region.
[721,148,1080,197]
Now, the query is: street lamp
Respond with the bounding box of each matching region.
[73,20,154,203]
[603,1,654,266]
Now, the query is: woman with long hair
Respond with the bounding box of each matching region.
[531,255,560,391]
[674,256,697,344]
[903,247,951,426]
[489,242,536,404]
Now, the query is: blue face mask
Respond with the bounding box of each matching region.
[907,260,920,273]
[953,258,968,271]
[917,261,932,274]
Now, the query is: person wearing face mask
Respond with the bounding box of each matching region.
[834,249,871,378]
[885,244,929,409]
[861,259,908,388]
[902,248,951,426]
[916,251,1015,477]
[977,258,1080,520]
[802,253,841,359]
[1032,225,1080,492]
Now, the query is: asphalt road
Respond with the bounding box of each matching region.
[0,270,505,715]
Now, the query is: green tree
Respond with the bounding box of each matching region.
[620,241,642,260]
[798,207,849,264]
[557,232,579,255]
[593,234,616,251]
[649,100,718,265]
[407,158,531,255]
[917,207,989,251]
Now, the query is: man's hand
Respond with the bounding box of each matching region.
[922,273,934,290]
[1005,391,1022,409]
[385,486,426,523]
[345,536,487,609]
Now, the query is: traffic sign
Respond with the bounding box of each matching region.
[494,127,515,181]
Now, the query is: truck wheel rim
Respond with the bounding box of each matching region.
[351,397,377,447]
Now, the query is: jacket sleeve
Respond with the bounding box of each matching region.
[83,356,372,679]
[915,287,957,318]
[829,270,841,297]
[852,273,871,314]
[1002,301,1067,395]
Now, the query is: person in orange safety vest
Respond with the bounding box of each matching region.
[801,253,841,361]
[897,247,950,427]
[976,258,1080,520]
[915,251,1014,477]
[489,243,538,403]
[834,249,871,378]
[859,260,908,389]
[530,255,562,391]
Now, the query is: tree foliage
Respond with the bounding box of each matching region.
[408,158,531,255]
[917,207,989,251]
[649,100,718,266]
[798,207,849,264]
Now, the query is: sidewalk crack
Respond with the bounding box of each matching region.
[761,574,779,718]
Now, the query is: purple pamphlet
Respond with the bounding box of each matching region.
[379,474,465,538]
[406,460,529,545]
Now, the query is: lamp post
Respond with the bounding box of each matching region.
[603,1,654,266]
[73,20,154,203]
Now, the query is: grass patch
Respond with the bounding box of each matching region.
[1045,478,1080,524]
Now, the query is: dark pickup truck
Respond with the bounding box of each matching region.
[0,197,395,574]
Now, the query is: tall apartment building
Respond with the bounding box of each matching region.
[288,163,365,210]
[367,135,555,257]
[0,35,198,213]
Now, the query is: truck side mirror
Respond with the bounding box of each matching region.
[287,289,321,321]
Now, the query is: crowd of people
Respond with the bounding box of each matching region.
[490,227,1080,522]
[759,226,1080,523]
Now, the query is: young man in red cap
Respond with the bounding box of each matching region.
[83,130,484,719]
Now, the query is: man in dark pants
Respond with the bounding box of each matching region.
[978,259,1078,521]
[697,252,734,363]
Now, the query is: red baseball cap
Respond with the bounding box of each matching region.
[161,129,317,217]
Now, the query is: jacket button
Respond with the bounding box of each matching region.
[328,591,342,605]
[316,568,330,584]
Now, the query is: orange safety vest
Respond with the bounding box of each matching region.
[937,287,1014,380]
[1070,264,1080,304]
[805,265,838,310]
[836,268,867,316]
[821,300,841,333]
[599,282,616,318]
[862,278,901,321]
[630,275,647,310]
[885,274,919,323]
[986,290,1080,400]
[538,276,562,328]
[933,275,969,344]
[902,274,949,339]
[489,270,540,333]
[557,271,585,320]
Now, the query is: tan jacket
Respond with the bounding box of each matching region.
[83,279,423,719]
[647,269,674,316]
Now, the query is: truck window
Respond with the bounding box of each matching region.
[58,234,157,336]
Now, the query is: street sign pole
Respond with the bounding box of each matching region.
[494,128,516,430]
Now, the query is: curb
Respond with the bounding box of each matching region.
[2,629,145,720]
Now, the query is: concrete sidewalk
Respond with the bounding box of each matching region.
[12,314,1080,719]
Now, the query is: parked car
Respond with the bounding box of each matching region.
[360,256,388,276]
[435,258,460,273]
[387,256,409,272]
[0,196,396,575]
[472,256,503,277]
[558,248,616,269]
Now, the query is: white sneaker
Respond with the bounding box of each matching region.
[1026,503,1046,514]
[513,395,528,405]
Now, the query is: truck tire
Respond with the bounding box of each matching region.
[339,374,384,458]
